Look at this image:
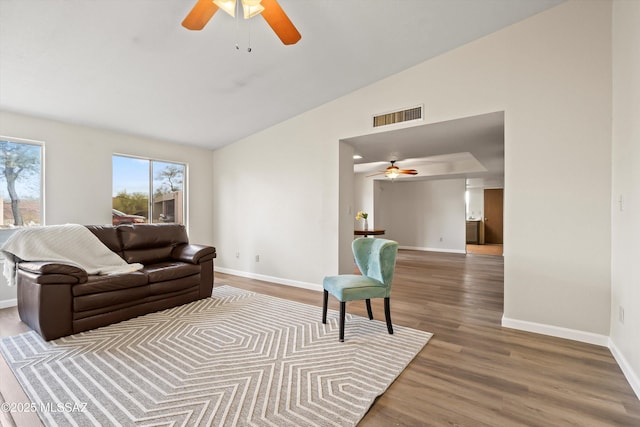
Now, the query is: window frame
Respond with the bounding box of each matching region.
[0,136,45,261]
[112,153,188,227]
[0,135,45,227]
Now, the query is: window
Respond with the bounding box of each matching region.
[112,155,186,225]
[0,137,44,248]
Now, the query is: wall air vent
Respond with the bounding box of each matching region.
[372,105,423,128]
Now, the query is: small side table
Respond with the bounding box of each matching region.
[354,229,385,238]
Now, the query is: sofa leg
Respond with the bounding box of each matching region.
[322,290,328,324]
[339,301,346,342]
[384,297,393,335]
[365,299,373,320]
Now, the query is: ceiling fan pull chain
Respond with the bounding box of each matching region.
[247,13,252,52]
[235,0,240,50]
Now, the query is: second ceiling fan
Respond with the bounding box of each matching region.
[182,0,302,45]
[367,161,418,179]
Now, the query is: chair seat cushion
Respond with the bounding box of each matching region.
[323,274,388,301]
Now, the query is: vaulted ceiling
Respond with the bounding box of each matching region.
[0,0,562,150]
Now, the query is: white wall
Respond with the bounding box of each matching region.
[354,172,374,228]
[500,1,612,340]
[338,142,355,274]
[211,120,339,288]
[376,179,466,253]
[610,0,640,397]
[0,111,215,304]
[466,188,484,220]
[212,0,614,341]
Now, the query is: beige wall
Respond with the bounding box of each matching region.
[610,0,640,397]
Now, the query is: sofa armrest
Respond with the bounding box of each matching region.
[171,244,216,264]
[17,270,74,341]
[18,262,88,284]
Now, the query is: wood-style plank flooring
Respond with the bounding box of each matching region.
[466,243,503,256]
[1,249,639,426]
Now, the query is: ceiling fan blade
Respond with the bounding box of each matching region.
[366,172,385,178]
[399,169,418,175]
[260,0,302,45]
[182,0,219,30]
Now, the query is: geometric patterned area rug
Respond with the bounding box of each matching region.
[0,285,432,426]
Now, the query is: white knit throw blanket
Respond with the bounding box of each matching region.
[1,224,143,286]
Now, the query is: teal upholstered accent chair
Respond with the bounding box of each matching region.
[322,238,399,342]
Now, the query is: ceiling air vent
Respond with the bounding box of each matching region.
[372,105,423,128]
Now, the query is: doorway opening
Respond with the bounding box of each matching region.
[465,185,503,256]
[340,111,505,268]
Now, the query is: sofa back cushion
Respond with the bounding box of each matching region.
[85,225,123,257]
[118,223,189,264]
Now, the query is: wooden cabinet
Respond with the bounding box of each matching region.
[466,220,480,244]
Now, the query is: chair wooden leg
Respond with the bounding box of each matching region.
[322,290,328,324]
[366,299,373,320]
[339,301,346,342]
[384,297,393,334]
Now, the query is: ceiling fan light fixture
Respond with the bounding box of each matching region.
[213,0,236,17]
[213,0,264,19]
[242,3,265,19]
[386,169,400,179]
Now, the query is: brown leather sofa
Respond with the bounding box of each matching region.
[16,223,216,341]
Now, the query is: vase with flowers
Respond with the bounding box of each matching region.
[356,211,369,230]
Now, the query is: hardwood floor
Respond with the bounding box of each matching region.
[1,249,639,426]
[466,243,503,256]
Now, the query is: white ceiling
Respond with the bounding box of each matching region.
[0,0,562,150]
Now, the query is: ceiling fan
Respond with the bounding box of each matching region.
[366,161,418,179]
[182,0,302,45]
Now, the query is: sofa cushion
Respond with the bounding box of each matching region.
[119,224,189,264]
[74,284,150,313]
[149,275,200,296]
[85,225,123,256]
[73,289,200,325]
[124,247,174,265]
[72,272,148,297]
[142,261,200,283]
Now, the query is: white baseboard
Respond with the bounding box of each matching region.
[0,298,17,309]
[214,267,323,292]
[501,316,609,347]
[398,246,466,254]
[609,339,640,400]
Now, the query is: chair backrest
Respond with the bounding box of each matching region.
[352,238,399,290]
